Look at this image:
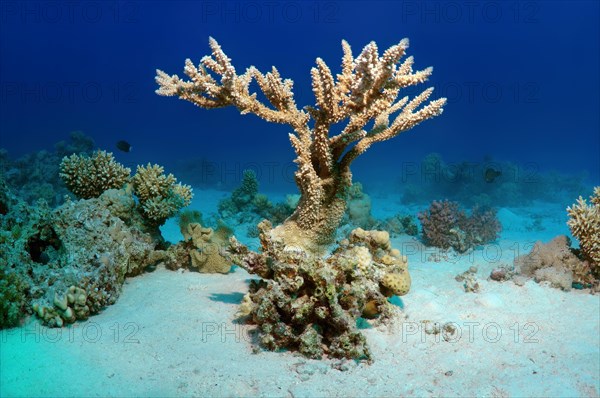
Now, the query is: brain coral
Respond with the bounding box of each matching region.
[59,150,131,199]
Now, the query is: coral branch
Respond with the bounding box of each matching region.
[157,37,445,249]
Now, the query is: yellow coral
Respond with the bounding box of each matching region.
[567,187,600,273]
[59,150,130,199]
[381,272,411,297]
[185,223,231,274]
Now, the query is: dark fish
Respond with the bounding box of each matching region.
[484,167,502,183]
[116,140,132,152]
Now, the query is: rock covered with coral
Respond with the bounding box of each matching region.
[0,182,173,328]
[228,222,410,361]
[60,153,193,229]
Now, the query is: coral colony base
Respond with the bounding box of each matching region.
[0,39,599,365]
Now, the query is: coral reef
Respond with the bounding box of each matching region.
[401,153,588,207]
[375,214,418,237]
[157,37,445,253]
[0,267,29,329]
[60,150,131,199]
[218,170,294,226]
[131,163,193,226]
[1,142,197,329]
[1,131,95,206]
[418,200,501,253]
[567,187,600,276]
[61,154,194,228]
[228,223,410,360]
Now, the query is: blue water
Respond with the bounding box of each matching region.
[1,3,599,397]
[0,0,598,192]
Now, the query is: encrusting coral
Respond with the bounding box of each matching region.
[156,37,446,254]
[59,150,131,199]
[567,186,600,276]
[156,37,444,360]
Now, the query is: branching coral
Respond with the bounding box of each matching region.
[157,37,443,360]
[60,150,131,199]
[228,223,410,360]
[131,163,193,225]
[567,187,600,276]
[156,37,445,253]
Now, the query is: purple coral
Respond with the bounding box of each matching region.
[418,200,464,250]
[418,200,501,253]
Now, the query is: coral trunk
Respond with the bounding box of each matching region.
[271,168,351,254]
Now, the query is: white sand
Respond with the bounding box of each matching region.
[1,190,599,397]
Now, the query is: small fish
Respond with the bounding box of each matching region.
[116,140,132,152]
[484,167,502,183]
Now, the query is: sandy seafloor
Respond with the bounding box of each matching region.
[1,189,599,398]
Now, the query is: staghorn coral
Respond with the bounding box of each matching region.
[227,223,410,360]
[131,163,193,226]
[418,200,501,253]
[567,187,600,276]
[156,37,445,254]
[60,150,131,199]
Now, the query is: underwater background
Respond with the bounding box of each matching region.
[1,0,598,191]
[1,1,599,397]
